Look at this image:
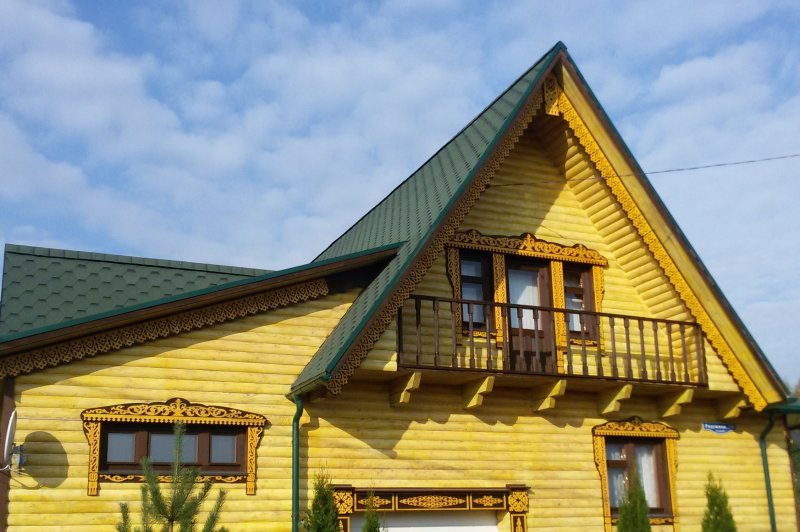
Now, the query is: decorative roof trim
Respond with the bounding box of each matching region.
[549,75,765,410]
[450,229,608,266]
[0,279,328,378]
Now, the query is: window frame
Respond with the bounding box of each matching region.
[81,397,266,496]
[592,417,679,531]
[446,230,607,348]
[100,422,247,474]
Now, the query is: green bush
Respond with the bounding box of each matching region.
[116,423,228,532]
[702,472,737,532]
[616,464,651,532]
[301,471,340,532]
[361,492,384,532]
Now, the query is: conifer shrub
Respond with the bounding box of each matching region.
[116,423,228,532]
[301,470,340,532]
[616,464,651,532]
[702,472,737,532]
[361,492,384,532]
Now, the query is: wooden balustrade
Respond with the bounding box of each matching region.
[397,295,707,386]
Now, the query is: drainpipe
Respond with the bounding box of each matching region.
[292,395,304,532]
[760,411,777,532]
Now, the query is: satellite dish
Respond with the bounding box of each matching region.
[2,410,16,467]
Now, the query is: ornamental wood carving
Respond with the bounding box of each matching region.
[80,398,266,496]
[332,485,529,532]
[592,417,679,532]
[0,279,328,379]
[451,229,608,266]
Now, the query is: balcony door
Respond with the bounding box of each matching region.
[506,261,552,372]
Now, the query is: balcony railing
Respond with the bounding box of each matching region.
[397,295,707,386]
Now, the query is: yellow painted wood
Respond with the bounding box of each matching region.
[8,290,359,532]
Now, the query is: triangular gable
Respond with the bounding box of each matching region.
[0,244,269,336]
[292,43,786,410]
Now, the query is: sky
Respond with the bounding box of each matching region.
[0,1,798,385]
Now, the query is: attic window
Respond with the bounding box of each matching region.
[446,230,606,345]
[81,397,266,496]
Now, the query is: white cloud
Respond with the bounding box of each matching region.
[0,0,799,386]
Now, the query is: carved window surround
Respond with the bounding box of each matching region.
[332,485,529,532]
[81,397,266,496]
[446,229,606,351]
[592,417,679,531]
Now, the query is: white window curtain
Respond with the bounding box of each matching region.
[508,268,539,329]
[635,443,658,507]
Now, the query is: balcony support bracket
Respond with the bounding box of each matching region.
[531,379,567,412]
[389,372,422,408]
[717,395,748,419]
[597,384,632,415]
[658,389,694,418]
[463,376,495,409]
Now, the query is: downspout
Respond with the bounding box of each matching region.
[760,411,777,532]
[292,395,304,532]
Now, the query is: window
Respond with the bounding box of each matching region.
[446,230,606,348]
[101,424,246,473]
[593,418,679,531]
[562,265,597,341]
[459,251,493,328]
[81,397,266,496]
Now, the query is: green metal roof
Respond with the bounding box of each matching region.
[0,243,400,346]
[291,42,565,394]
[0,244,269,336]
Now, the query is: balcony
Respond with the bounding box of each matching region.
[396,295,707,386]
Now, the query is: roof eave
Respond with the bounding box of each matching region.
[0,243,401,358]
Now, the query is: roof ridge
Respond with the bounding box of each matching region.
[3,243,269,276]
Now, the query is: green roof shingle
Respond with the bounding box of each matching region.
[0,244,268,336]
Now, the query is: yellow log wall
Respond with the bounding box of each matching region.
[7,290,359,531]
[309,380,798,531]
[363,122,738,391]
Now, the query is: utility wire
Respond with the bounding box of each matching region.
[644,152,800,175]
[487,151,800,188]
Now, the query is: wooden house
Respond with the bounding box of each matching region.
[0,42,796,531]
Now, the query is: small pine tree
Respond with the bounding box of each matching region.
[361,492,384,532]
[702,472,737,532]
[301,470,340,532]
[116,423,228,532]
[616,464,651,532]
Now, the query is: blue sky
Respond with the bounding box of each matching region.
[1,1,799,385]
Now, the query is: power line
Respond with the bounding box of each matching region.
[644,152,800,175]
[487,151,800,188]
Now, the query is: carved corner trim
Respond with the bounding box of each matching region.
[551,75,765,410]
[0,279,329,379]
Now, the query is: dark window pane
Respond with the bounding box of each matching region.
[211,434,237,464]
[460,259,483,277]
[150,433,198,463]
[564,271,582,288]
[107,433,135,463]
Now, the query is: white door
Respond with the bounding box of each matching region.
[349,511,499,532]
